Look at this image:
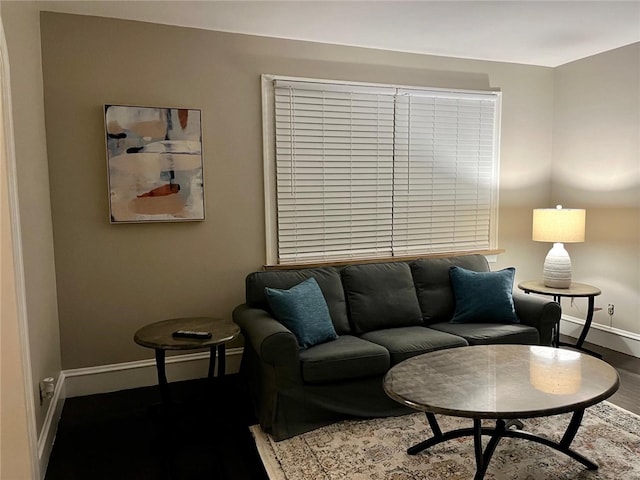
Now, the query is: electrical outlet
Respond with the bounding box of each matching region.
[39,377,55,405]
[607,304,615,316]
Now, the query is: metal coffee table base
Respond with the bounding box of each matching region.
[409,410,597,480]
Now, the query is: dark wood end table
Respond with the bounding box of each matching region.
[518,280,601,357]
[384,345,619,480]
[134,317,240,403]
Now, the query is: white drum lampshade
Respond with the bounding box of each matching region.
[532,205,585,289]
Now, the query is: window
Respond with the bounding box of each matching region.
[263,75,501,265]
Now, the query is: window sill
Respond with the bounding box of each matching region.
[264,249,505,271]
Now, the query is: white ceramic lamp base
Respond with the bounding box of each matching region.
[542,242,573,288]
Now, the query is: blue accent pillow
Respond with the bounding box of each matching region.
[264,277,338,349]
[449,266,519,324]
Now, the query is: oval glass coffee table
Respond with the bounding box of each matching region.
[384,345,619,480]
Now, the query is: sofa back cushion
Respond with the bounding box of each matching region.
[411,255,490,325]
[341,262,423,335]
[245,267,351,334]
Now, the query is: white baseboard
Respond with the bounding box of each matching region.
[62,347,243,398]
[38,372,65,480]
[560,315,640,358]
[38,347,242,478]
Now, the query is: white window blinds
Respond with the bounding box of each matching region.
[392,90,499,255]
[266,76,501,265]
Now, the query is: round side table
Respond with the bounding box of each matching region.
[518,280,601,358]
[134,317,240,403]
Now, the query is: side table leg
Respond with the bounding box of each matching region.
[558,296,602,358]
[154,349,171,404]
[575,296,595,349]
[553,294,561,347]
[218,344,226,377]
[207,345,226,378]
[208,346,217,378]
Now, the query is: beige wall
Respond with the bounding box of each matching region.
[2,0,61,446]
[0,124,35,480]
[553,43,640,334]
[40,12,554,369]
[0,5,38,478]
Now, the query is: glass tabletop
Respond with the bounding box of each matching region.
[383,345,619,419]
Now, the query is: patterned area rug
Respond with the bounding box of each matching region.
[251,402,640,480]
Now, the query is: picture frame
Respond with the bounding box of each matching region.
[104,104,205,223]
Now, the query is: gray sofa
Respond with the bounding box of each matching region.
[232,254,561,441]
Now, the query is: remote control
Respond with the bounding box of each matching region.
[172,330,212,339]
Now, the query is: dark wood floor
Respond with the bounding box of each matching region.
[44,375,269,480]
[45,339,639,479]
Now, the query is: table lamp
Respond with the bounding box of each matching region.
[532,205,585,288]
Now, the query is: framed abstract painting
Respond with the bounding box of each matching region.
[104,104,205,223]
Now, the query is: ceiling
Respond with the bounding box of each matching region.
[39,1,640,67]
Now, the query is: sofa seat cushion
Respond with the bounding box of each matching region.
[361,326,468,365]
[429,322,540,345]
[299,335,390,384]
[342,262,423,335]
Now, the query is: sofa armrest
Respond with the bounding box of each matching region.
[232,304,300,366]
[513,292,561,346]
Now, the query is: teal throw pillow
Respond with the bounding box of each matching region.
[264,277,338,349]
[449,266,519,324]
